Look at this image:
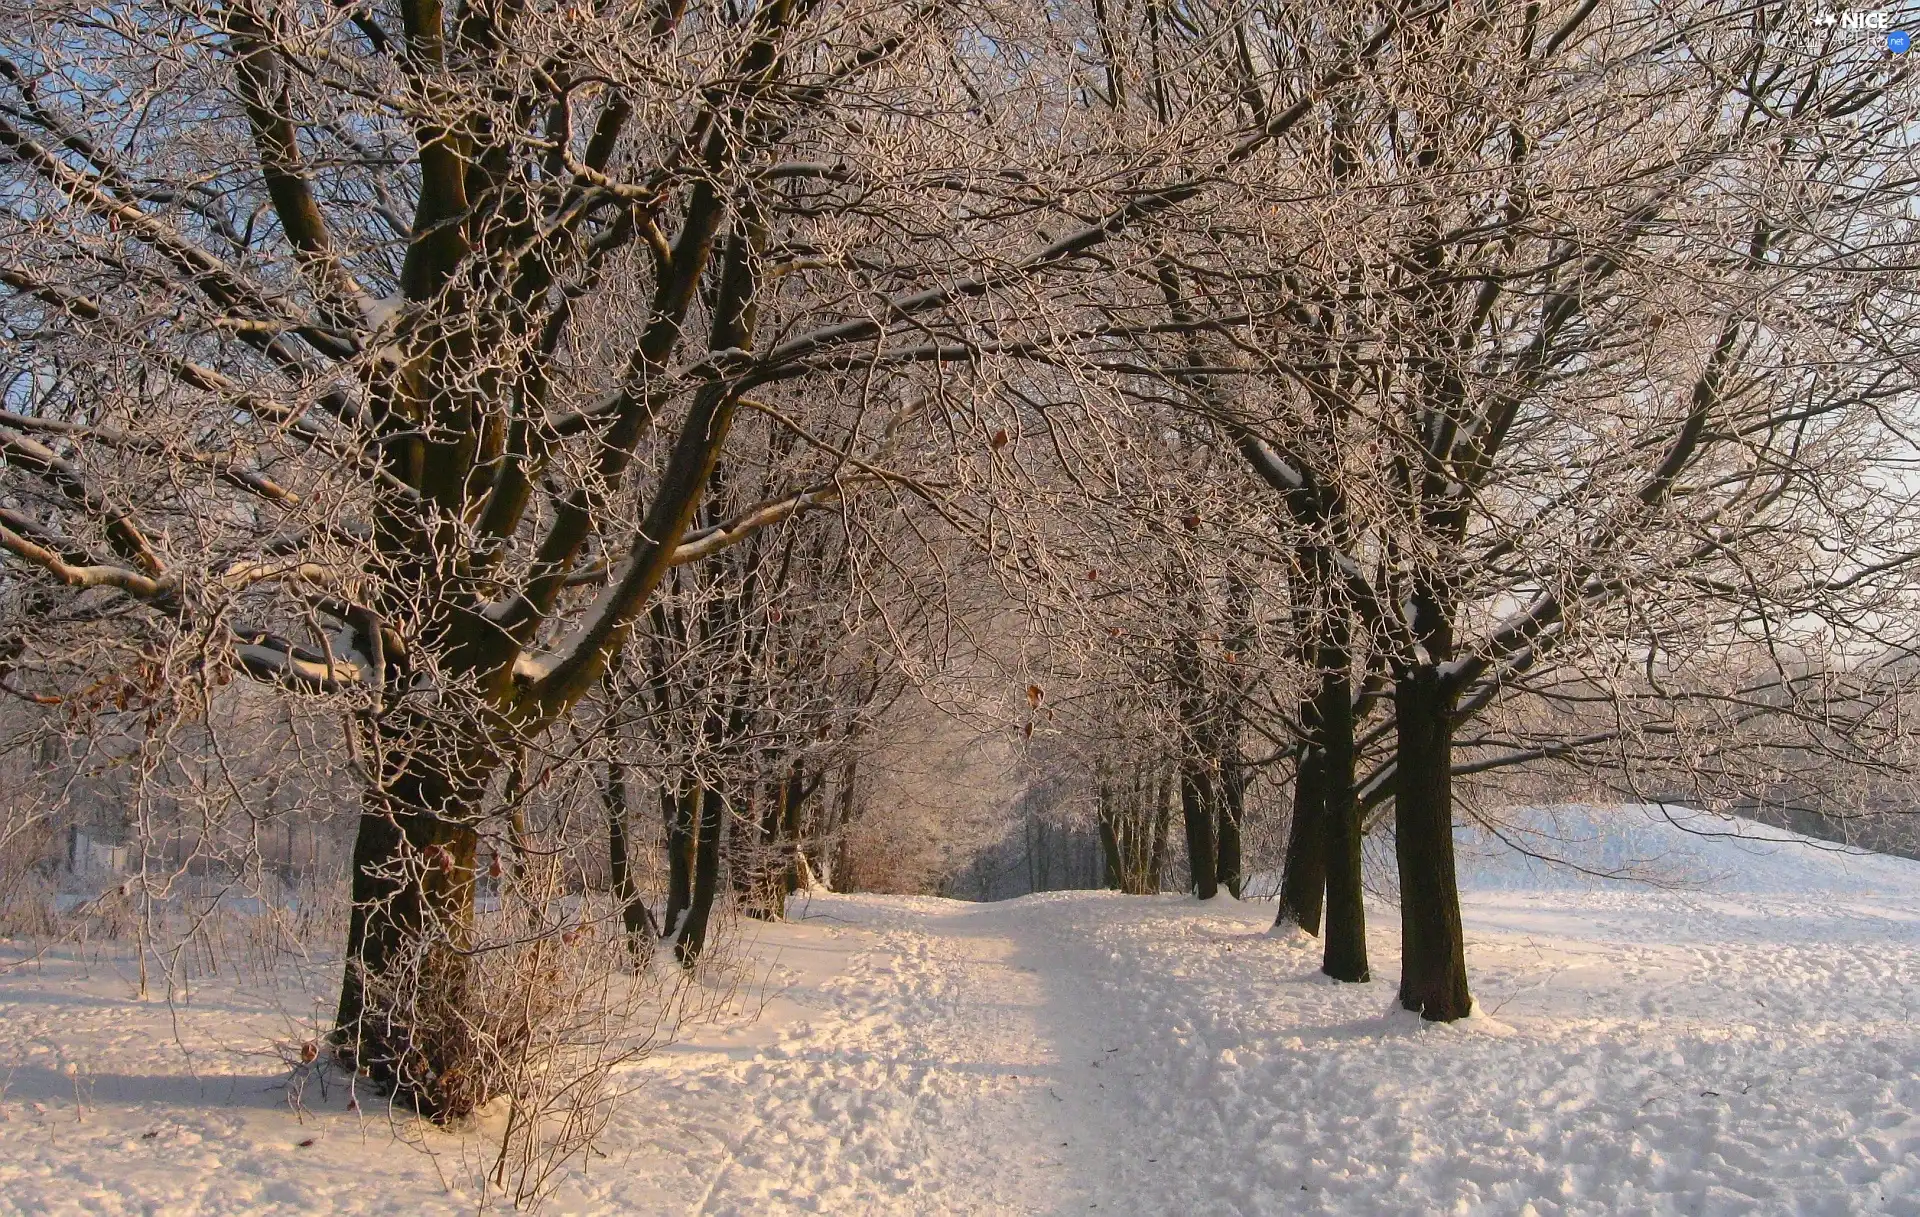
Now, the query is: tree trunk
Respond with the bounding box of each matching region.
[1275,546,1332,934]
[1148,764,1173,893]
[1125,764,1146,891]
[1393,663,1470,1020]
[778,759,805,899]
[676,781,727,965]
[829,753,858,891]
[1096,766,1122,889]
[1215,749,1244,899]
[741,767,788,921]
[603,761,657,963]
[1215,568,1252,899]
[1180,759,1218,899]
[334,753,488,1120]
[1317,651,1369,982]
[1275,731,1326,933]
[1098,815,1122,889]
[662,781,697,940]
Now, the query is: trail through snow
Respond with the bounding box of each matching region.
[3,806,1919,1214]
[605,895,1128,1213]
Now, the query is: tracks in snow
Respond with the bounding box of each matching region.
[5,879,1918,1215]
[606,896,1126,1215]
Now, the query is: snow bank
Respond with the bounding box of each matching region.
[1455,803,1920,897]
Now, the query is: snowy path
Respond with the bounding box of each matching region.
[4,810,1920,1214]
[596,896,1128,1214]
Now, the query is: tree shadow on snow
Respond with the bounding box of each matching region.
[0,1062,307,1112]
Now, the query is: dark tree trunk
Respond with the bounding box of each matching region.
[1394,662,1470,1020]
[334,753,487,1120]
[1215,752,1244,899]
[777,759,805,898]
[1180,760,1218,899]
[1317,647,1369,982]
[676,781,727,965]
[603,761,657,963]
[1275,730,1326,933]
[1215,568,1253,899]
[1169,595,1221,901]
[662,781,697,940]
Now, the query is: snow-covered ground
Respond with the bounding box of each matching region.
[3,805,1918,1215]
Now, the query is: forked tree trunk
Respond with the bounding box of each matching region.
[334,753,487,1120]
[1393,663,1470,1020]
[1275,731,1326,933]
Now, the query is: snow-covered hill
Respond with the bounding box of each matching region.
[1456,802,1920,896]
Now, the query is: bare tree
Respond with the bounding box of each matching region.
[957,1,1920,1018]
[4,0,1434,1113]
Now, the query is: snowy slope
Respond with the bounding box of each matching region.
[2,808,1919,1215]
[1456,802,1920,896]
